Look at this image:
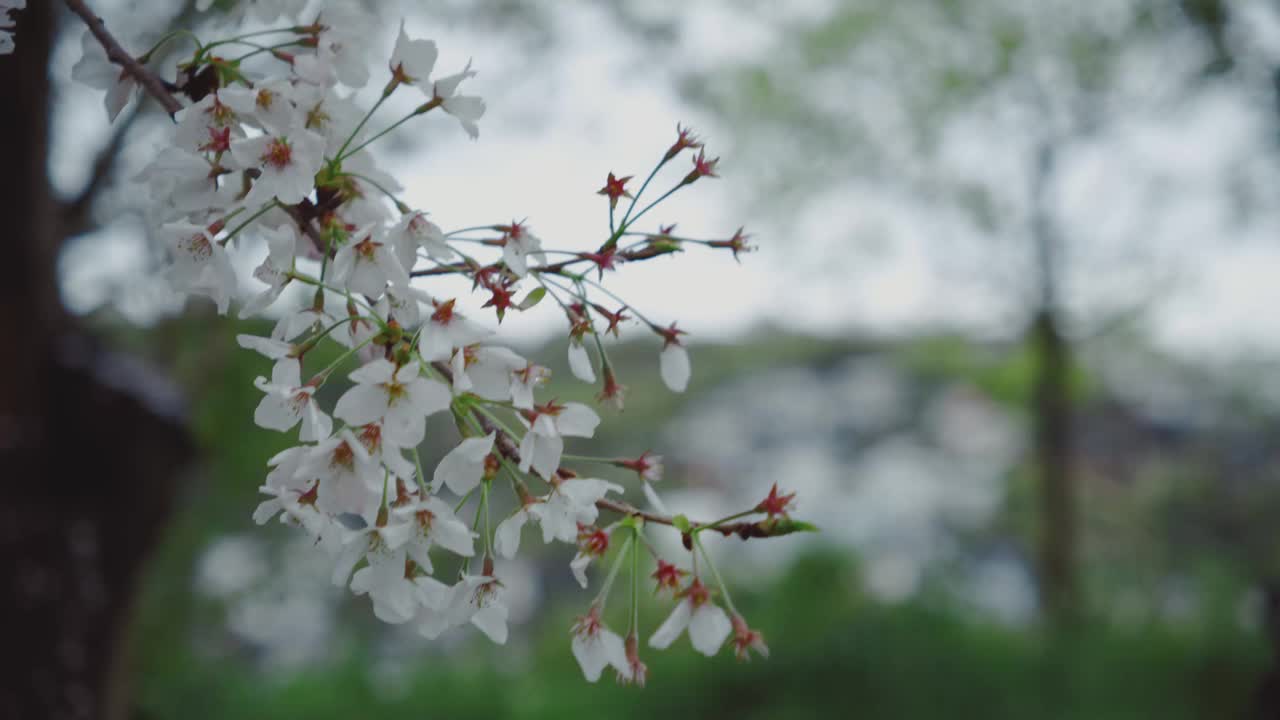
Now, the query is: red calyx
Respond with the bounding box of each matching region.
[756,483,796,520]
[596,172,634,209]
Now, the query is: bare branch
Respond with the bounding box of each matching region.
[62,0,183,116]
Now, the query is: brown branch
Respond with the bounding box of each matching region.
[282,203,326,255]
[455,378,774,539]
[62,0,184,116]
[408,241,680,279]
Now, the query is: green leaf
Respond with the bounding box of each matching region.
[517,287,546,311]
[672,514,692,534]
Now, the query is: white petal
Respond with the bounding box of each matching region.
[390,21,437,84]
[660,345,691,392]
[419,321,453,362]
[648,599,692,650]
[254,392,302,432]
[407,377,452,417]
[374,245,411,290]
[601,630,629,674]
[415,575,452,611]
[381,521,414,550]
[688,603,732,656]
[493,510,528,559]
[425,500,477,557]
[237,334,291,359]
[521,433,563,480]
[300,401,333,442]
[567,341,596,383]
[556,403,600,438]
[252,496,283,525]
[447,317,493,348]
[433,434,494,495]
[570,552,592,589]
[334,383,386,427]
[349,358,396,384]
[449,351,473,392]
[572,631,611,683]
[471,604,508,644]
[347,255,388,297]
[331,538,367,586]
[503,242,528,277]
[517,432,536,474]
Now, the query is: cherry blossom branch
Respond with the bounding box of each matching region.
[62,0,184,116]
[464,397,804,542]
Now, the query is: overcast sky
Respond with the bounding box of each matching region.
[47,0,1280,365]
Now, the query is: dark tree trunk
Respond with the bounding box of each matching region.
[0,5,191,719]
[1030,143,1077,628]
[1032,307,1077,627]
[1254,580,1280,719]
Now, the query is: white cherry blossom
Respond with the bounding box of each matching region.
[494,478,620,555]
[229,125,326,207]
[221,80,296,134]
[432,434,495,495]
[332,517,415,588]
[649,580,732,657]
[389,21,437,87]
[447,345,526,402]
[333,359,450,448]
[418,573,509,644]
[431,60,486,139]
[391,212,455,264]
[392,493,477,569]
[70,29,138,121]
[252,358,331,442]
[240,224,298,318]
[517,401,601,479]
[160,222,237,314]
[419,299,492,362]
[527,478,620,544]
[330,225,410,298]
[499,222,544,277]
[571,606,629,683]
[301,429,382,519]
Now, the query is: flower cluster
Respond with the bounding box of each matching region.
[38,0,801,685]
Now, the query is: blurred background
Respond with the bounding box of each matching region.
[9,0,1280,718]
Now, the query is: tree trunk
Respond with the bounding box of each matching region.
[1254,580,1280,719]
[1032,308,1077,627]
[1030,142,1077,628]
[0,5,191,719]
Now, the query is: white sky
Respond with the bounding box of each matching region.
[48,0,1280,363]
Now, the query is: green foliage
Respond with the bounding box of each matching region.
[134,549,1263,720]
[112,313,1270,719]
[893,333,1093,409]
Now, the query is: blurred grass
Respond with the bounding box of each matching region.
[134,551,1264,720]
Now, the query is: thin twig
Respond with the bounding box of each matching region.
[460,388,764,537]
[63,0,184,116]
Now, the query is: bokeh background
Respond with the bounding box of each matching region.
[16,0,1280,718]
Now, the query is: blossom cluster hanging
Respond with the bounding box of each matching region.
[19,0,811,685]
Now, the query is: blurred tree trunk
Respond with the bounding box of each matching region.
[1030,142,1077,628]
[1254,581,1280,719]
[0,5,191,719]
